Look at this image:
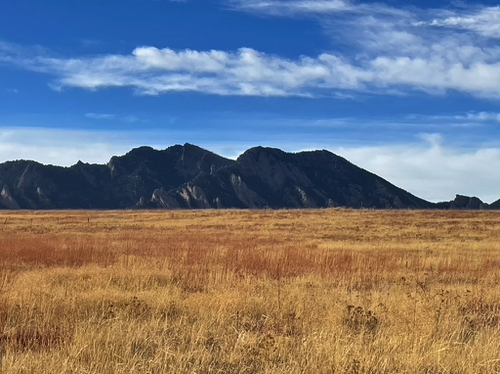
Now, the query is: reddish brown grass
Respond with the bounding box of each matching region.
[0,210,500,373]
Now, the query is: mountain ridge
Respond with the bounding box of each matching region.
[0,144,493,210]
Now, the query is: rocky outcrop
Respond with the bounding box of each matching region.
[106,144,234,207]
[230,173,268,209]
[0,185,20,210]
[436,195,488,210]
[451,195,485,210]
[148,189,181,209]
[144,146,434,210]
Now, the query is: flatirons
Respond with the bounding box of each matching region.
[0,143,492,210]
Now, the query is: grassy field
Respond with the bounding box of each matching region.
[1,209,500,373]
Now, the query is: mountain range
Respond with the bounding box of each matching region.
[0,143,496,210]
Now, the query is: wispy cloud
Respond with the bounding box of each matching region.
[227,0,352,15]
[84,112,116,120]
[84,112,142,123]
[424,6,500,39]
[2,1,500,99]
[226,0,409,17]
[406,111,500,125]
[453,111,500,122]
[0,44,356,97]
[80,39,103,48]
[228,1,500,98]
[2,41,500,99]
[2,88,19,94]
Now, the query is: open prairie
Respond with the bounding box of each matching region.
[1,209,500,373]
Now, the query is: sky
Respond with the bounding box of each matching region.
[1,0,500,203]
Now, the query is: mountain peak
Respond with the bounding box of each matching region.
[0,144,494,210]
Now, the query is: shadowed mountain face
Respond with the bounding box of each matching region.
[0,144,234,210]
[148,146,433,210]
[0,144,492,210]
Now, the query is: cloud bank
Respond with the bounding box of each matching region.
[2,1,500,98]
[337,139,500,204]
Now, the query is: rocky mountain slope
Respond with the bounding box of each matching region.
[0,144,233,209]
[139,146,433,210]
[0,144,492,210]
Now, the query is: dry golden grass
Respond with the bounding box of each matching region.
[1,209,500,373]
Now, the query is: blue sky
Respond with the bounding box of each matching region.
[1,0,500,202]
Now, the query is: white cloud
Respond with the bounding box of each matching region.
[227,0,408,17]
[1,45,349,97]
[4,42,500,99]
[336,138,500,204]
[2,2,500,99]
[426,6,500,39]
[228,1,500,98]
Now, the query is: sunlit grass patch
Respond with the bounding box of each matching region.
[1,209,500,373]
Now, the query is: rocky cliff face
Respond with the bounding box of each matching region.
[0,144,494,210]
[145,146,434,210]
[0,160,111,209]
[0,144,234,209]
[105,144,234,207]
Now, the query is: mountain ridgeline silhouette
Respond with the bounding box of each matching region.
[0,144,494,210]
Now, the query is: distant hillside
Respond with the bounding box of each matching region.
[0,144,494,210]
[0,144,233,209]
